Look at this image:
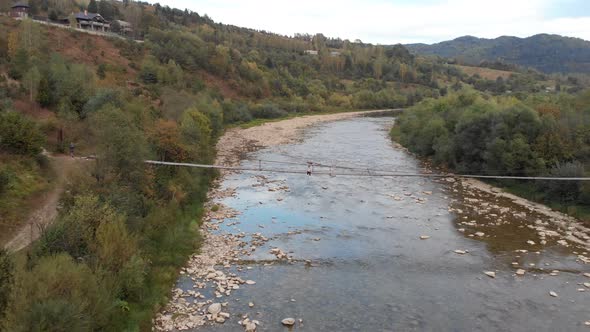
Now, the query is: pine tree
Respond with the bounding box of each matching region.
[88,0,98,13]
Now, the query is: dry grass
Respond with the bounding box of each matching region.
[455,65,514,80]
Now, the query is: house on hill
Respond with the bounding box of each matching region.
[74,10,110,32]
[112,20,133,36]
[10,3,30,19]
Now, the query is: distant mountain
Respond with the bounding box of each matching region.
[405,34,590,74]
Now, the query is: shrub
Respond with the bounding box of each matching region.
[0,112,44,156]
[250,103,287,119]
[0,249,13,323]
[82,89,122,118]
[4,254,112,331]
[35,153,50,170]
[0,169,9,195]
[222,103,252,124]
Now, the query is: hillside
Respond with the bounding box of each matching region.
[406,34,590,74]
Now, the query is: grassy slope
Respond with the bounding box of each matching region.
[454,65,514,80]
[0,155,54,246]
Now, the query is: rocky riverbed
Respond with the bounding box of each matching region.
[156,114,590,332]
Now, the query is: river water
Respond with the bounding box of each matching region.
[182,116,590,331]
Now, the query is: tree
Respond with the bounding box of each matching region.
[7,31,19,60]
[8,48,28,79]
[110,19,121,34]
[0,249,13,323]
[150,119,189,162]
[69,13,77,29]
[4,254,112,331]
[20,19,41,57]
[98,0,117,20]
[96,63,106,80]
[24,67,41,102]
[48,9,58,21]
[90,107,149,186]
[0,112,44,156]
[37,76,54,107]
[87,0,98,13]
[180,108,212,160]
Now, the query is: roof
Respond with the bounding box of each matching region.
[114,20,132,27]
[11,3,30,8]
[75,12,106,22]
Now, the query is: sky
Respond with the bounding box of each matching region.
[150,0,590,44]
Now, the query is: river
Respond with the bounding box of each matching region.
[169,115,590,331]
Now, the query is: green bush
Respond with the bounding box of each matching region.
[251,103,287,119]
[0,169,9,195]
[0,249,13,323]
[4,254,112,332]
[0,112,45,156]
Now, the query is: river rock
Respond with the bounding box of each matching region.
[584,273,590,278]
[484,271,496,278]
[475,232,485,237]
[549,291,558,297]
[244,322,257,331]
[516,269,526,276]
[420,235,431,240]
[454,250,467,255]
[281,318,296,326]
[208,303,222,315]
[249,302,255,307]
[246,280,256,285]
[584,283,590,288]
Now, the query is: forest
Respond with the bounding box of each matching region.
[0,0,588,330]
[406,34,590,74]
[392,90,590,216]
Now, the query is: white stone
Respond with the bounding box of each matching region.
[208,303,222,315]
[244,322,257,331]
[484,271,496,278]
[549,291,558,297]
[516,269,526,276]
[281,318,296,326]
[420,235,431,240]
[454,250,467,255]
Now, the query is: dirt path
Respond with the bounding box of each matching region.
[4,155,83,252]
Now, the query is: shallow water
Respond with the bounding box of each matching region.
[186,117,590,331]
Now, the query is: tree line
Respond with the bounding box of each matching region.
[393,90,590,215]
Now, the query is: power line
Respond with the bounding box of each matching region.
[144,160,590,181]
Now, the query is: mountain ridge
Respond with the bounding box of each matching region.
[405,33,590,74]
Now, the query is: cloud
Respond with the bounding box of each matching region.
[151,0,590,43]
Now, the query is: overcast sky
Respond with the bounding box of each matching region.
[150,0,590,44]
